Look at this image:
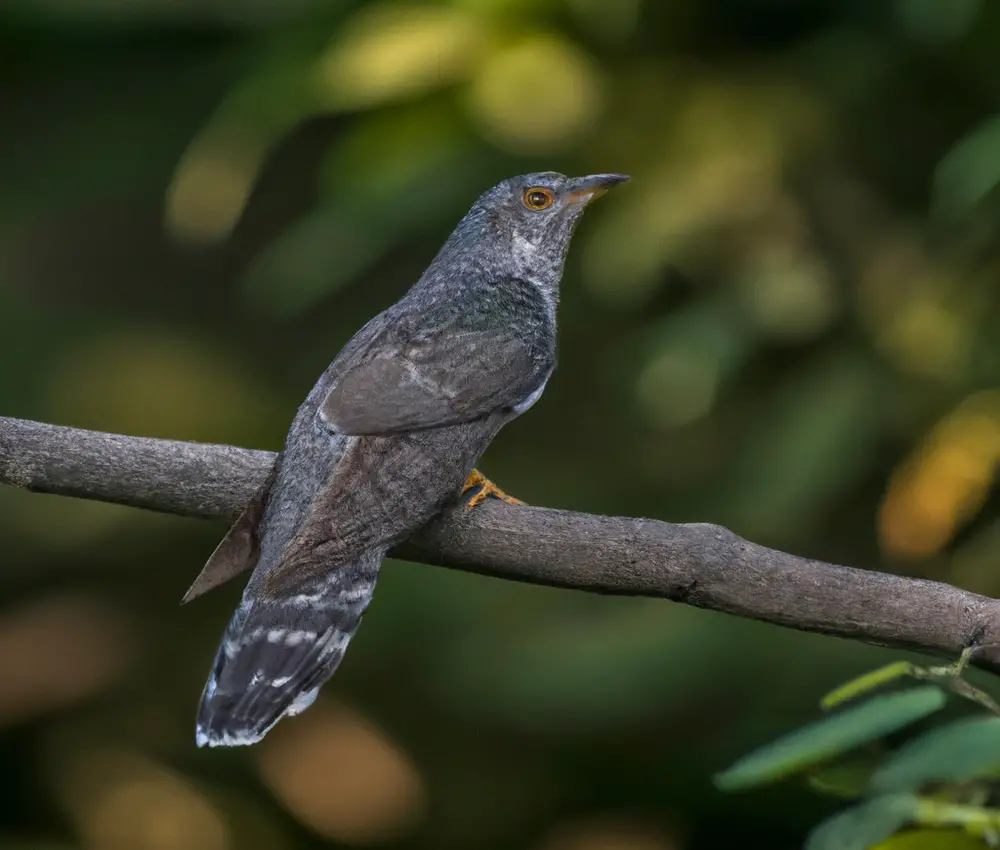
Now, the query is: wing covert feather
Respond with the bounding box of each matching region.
[320,280,553,435]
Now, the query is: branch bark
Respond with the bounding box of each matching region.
[3,415,1000,673]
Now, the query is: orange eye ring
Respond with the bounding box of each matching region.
[522,187,554,211]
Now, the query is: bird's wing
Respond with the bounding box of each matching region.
[321,280,554,436]
[181,461,278,603]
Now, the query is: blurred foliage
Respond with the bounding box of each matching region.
[714,686,948,793]
[2,0,1000,848]
[715,652,1000,849]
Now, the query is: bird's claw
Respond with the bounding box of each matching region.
[461,469,523,510]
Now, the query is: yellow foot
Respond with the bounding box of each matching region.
[461,469,523,510]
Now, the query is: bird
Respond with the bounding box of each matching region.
[187,171,629,747]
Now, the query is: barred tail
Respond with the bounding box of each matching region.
[195,567,376,748]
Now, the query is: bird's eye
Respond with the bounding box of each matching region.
[522,187,554,211]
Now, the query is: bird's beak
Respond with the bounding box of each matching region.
[564,173,630,205]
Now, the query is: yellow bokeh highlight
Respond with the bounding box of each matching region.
[878,285,971,382]
[257,702,426,844]
[872,830,986,850]
[166,133,264,244]
[857,240,978,384]
[467,34,603,153]
[565,0,641,43]
[51,748,230,850]
[738,241,839,342]
[0,595,134,727]
[316,3,485,110]
[167,2,485,244]
[637,349,719,428]
[535,817,676,850]
[580,79,810,305]
[43,328,273,442]
[452,0,555,14]
[578,72,828,305]
[879,391,1000,559]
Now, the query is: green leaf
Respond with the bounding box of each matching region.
[912,798,1000,838]
[872,717,1000,793]
[822,662,922,709]
[714,686,947,792]
[872,830,990,850]
[805,794,919,850]
[820,649,1000,716]
[942,678,1000,717]
[240,204,393,319]
[808,758,880,798]
[894,0,983,49]
[721,348,888,541]
[933,112,1000,220]
[240,147,483,319]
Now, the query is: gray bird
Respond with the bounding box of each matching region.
[187,171,628,747]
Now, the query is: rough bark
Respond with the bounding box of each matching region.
[3,415,999,673]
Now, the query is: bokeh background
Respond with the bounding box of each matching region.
[3,0,1000,848]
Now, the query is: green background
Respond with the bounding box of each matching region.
[2,0,1000,848]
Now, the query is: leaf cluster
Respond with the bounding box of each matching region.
[715,650,1000,850]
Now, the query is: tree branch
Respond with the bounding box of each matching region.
[3,415,1000,673]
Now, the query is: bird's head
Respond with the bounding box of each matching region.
[444,171,629,286]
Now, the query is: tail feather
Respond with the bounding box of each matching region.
[195,574,374,748]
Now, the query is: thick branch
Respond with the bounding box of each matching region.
[3,415,1000,673]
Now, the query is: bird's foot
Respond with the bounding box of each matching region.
[461,469,523,510]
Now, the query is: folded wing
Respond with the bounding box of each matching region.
[321,279,554,436]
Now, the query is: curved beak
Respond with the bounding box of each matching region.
[564,173,630,205]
